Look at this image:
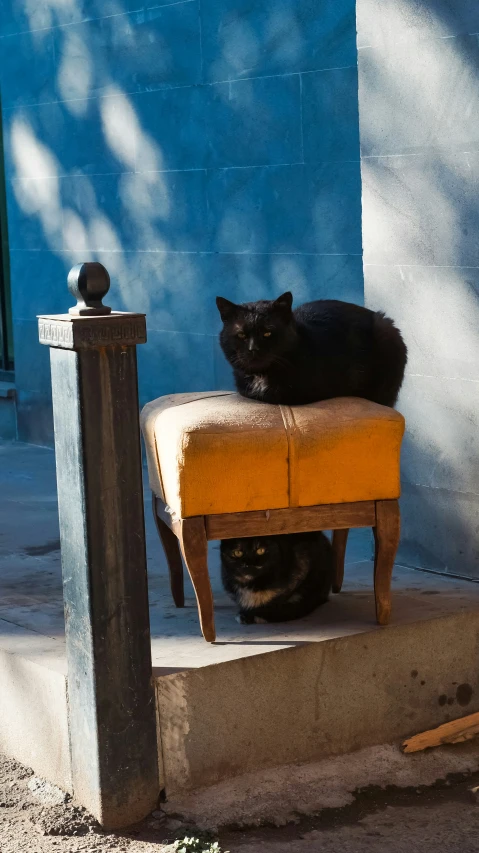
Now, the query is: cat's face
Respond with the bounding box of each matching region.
[216,292,295,372]
[220,537,280,583]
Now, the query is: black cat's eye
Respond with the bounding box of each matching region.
[256,546,266,555]
[237,331,246,339]
[232,549,243,558]
[263,332,272,338]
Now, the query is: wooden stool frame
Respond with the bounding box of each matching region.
[152,495,400,643]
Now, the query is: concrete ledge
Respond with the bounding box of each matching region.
[2,442,479,803]
[156,609,479,794]
[0,629,71,791]
[1,598,479,802]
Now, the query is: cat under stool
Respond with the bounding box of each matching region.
[221,532,334,624]
[217,292,407,407]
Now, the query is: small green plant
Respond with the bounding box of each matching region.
[173,836,228,853]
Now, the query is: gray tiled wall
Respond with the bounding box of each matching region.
[0,0,362,444]
[357,0,479,578]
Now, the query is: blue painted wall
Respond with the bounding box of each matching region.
[0,0,362,445]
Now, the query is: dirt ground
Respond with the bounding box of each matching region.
[2,752,479,853]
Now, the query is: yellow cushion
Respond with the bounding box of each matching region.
[141,392,405,518]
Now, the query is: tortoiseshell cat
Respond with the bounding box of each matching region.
[220,532,333,624]
[216,293,407,407]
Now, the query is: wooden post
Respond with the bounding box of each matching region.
[38,263,158,828]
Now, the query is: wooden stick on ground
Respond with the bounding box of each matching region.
[402,711,479,754]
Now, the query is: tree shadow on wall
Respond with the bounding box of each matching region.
[1,0,362,424]
[357,0,479,578]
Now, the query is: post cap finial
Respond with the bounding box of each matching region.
[68,262,112,316]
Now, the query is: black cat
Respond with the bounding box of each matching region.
[216,293,407,407]
[220,532,334,624]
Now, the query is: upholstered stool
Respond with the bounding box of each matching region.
[141,392,405,642]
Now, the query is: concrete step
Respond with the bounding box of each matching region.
[155,569,479,795]
[1,563,479,798]
[1,441,479,803]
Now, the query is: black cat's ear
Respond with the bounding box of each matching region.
[273,291,293,314]
[216,296,240,322]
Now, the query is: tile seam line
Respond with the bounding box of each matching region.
[357,31,479,49]
[361,151,479,160]
[197,0,204,84]
[365,263,479,269]
[405,373,479,382]
[299,74,305,164]
[0,0,197,38]
[15,318,219,336]
[0,614,59,639]
[1,64,358,110]
[145,329,218,336]
[8,160,361,181]
[9,250,363,257]
[405,482,479,498]
[396,562,479,585]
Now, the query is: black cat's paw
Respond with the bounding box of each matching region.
[236,611,255,625]
[236,611,269,625]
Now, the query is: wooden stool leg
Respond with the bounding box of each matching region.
[152,495,185,607]
[373,499,400,626]
[178,517,216,643]
[332,528,349,593]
